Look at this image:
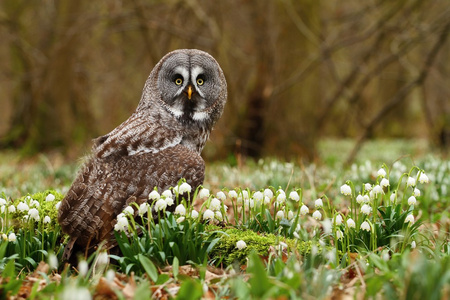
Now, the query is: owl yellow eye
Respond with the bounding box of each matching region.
[197,78,204,86]
[175,78,183,85]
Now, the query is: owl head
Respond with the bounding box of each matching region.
[138,49,227,127]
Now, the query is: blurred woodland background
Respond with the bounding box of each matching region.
[0,0,449,164]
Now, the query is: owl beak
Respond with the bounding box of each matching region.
[186,85,193,100]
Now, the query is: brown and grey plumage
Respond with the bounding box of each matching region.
[58,49,227,261]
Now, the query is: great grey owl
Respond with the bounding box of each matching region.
[58,49,227,261]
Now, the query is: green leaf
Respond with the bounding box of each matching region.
[138,254,158,282]
[176,279,203,300]
[172,256,179,280]
[247,252,271,298]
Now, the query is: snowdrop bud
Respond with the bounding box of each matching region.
[418,172,429,184]
[198,188,210,199]
[161,190,173,199]
[45,194,55,202]
[336,230,344,240]
[289,191,300,202]
[154,199,167,212]
[252,191,263,202]
[149,190,160,200]
[346,218,356,228]
[312,210,322,220]
[97,252,109,266]
[405,214,414,224]
[138,202,149,216]
[293,232,300,239]
[315,198,323,209]
[276,193,286,204]
[203,209,215,221]
[300,205,309,215]
[55,201,61,210]
[43,216,51,224]
[390,192,397,203]
[377,168,387,178]
[8,205,16,213]
[361,204,371,215]
[216,191,226,201]
[356,194,364,204]
[191,210,199,219]
[2,233,7,241]
[215,211,223,221]
[413,188,421,197]
[407,177,416,187]
[276,210,285,220]
[49,253,58,269]
[236,240,247,250]
[228,190,238,199]
[0,198,6,206]
[263,196,271,205]
[263,189,273,199]
[175,204,186,215]
[209,198,221,211]
[334,214,343,226]
[123,206,134,215]
[17,202,29,212]
[287,210,294,219]
[340,184,352,196]
[179,182,192,194]
[408,196,417,206]
[78,260,89,277]
[364,183,373,192]
[411,241,416,249]
[360,221,371,232]
[176,217,185,223]
[106,269,116,282]
[380,178,390,188]
[8,232,17,242]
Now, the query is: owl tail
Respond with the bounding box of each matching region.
[62,237,77,262]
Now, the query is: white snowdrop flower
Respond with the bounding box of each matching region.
[175,204,186,216]
[278,242,288,250]
[161,190,173,199]
[117,213,125,219]
[380,178,390,188]
[78,260,89,277]
[312,210,322,220]
[154,199,167,212]
[360,221,371,232]
[346,218,356,229]
[252,191,263,202]
[242,190,249,200]
[407,176,416,187]
[245,199,255,208]
[276,210,285,220]
[315,198,323,209]
[216,191,226,201]
[411,241,416,249]
[293,232,300,239]
[215,211,223,221]
[8,232,17,242]
[228,190,238,199]
[334,214,343,226]
[23,215,29,221]
[372,185,383,196]
[209,198,221,211]
[413,188,421,197]
[106,269,116,282]
[30,199,40,208]
[418,172,429,184]
[223,204,228,212]
[336,229,344,240]
[114,216,129,232]
[361,204,371,215]
[287,210,294,220]
[0,198,6,206]
[322,219,332,234]
[289,191,300,202]
[46,194,55,202]
[138,202,149,216]
[149,190,160,200]
[236,240,247,250]
[340,184,352,196]
[300,205,309,215]
[28,208,40,221]
[49,253,58,269]
[165,197,174,207]
[43,216,51,224]
[356,194,364,204]
[191,210,199,219]
[55,201,61,210]
[8,205,16,213]
[176,217,185,223]
[263,189,273,199]
[295,224,301,232]
[179,182,192,195]
[405,214,414,224]
[123,206,134,215]
[198,188,210,199]
[390,192,397,203]
[408,196,417,206]
[2,233,7,241]
[97,252,109,266]
[203,209,215,221]
[382,251,390,262]
[377,168,387,178]
[263,196,271,205]
[363,195,370,203]
[276,193,286,204]
[277,189,285,195]
[364,183,373,192]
